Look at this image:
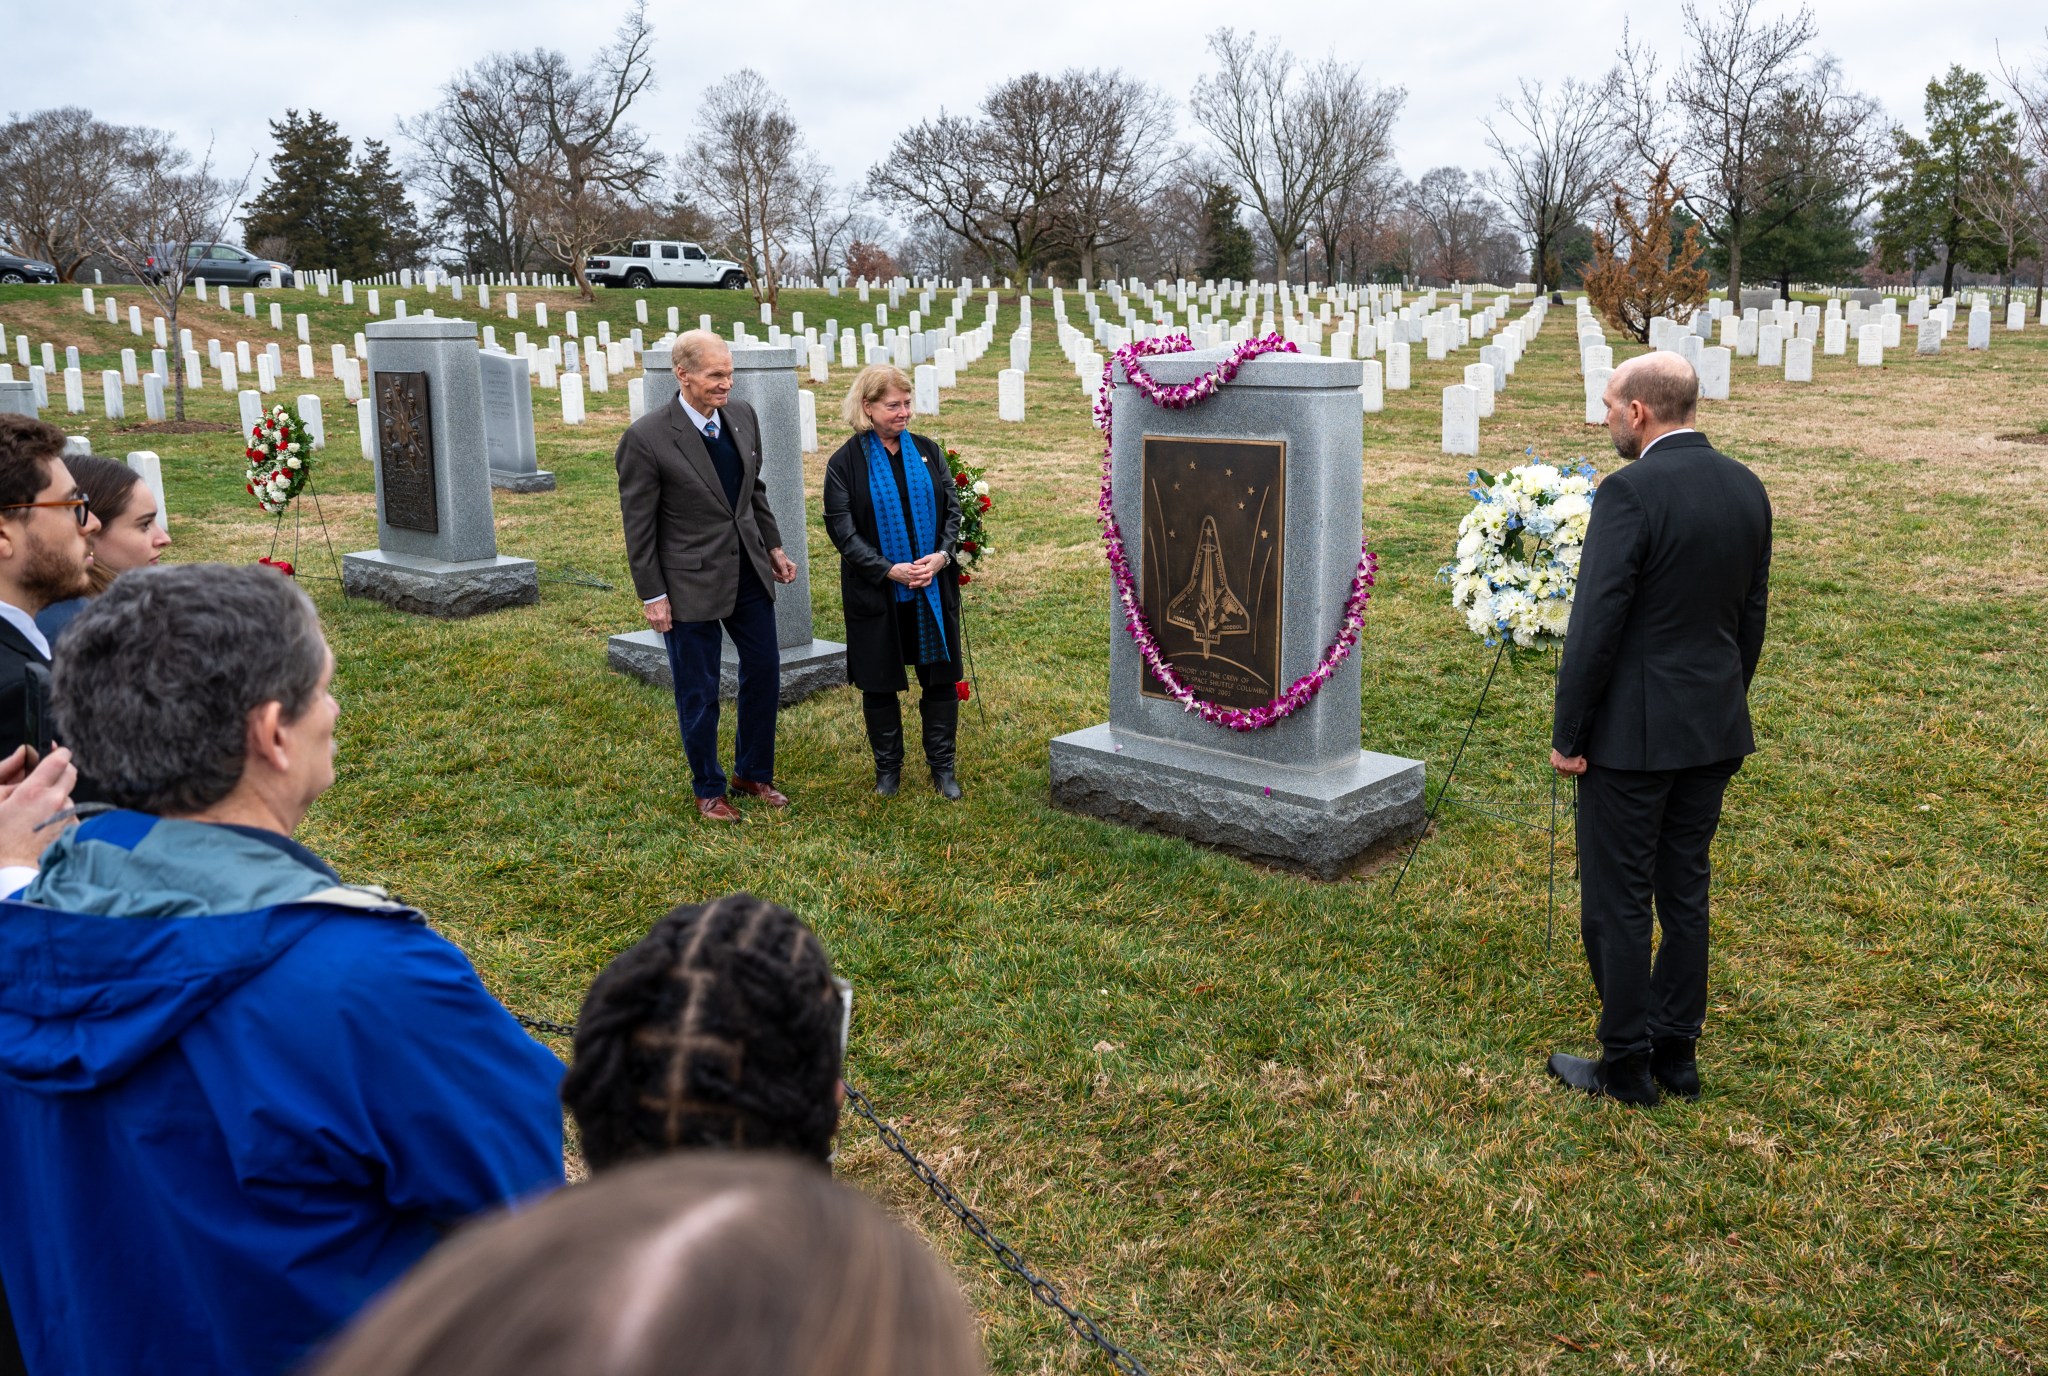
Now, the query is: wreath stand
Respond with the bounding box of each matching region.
[1385,639,1576,953]
[265,473,350,596]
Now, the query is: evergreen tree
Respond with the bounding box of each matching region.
[1876,66,2019,292]
[243,112,427,275]
[243,110,356,267]
[1199,182,1255,281]
[347,139,428,275]
[1711,183,1865,298]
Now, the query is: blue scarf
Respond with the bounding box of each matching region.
[863,430,948,663]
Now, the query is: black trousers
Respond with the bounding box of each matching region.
[1575,758,1742,1058]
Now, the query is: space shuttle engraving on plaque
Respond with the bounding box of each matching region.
[1139,435,1285,712]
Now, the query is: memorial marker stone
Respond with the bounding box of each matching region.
[481,349,551,491]
[1049,347,1423,877]
[342,318,539,617]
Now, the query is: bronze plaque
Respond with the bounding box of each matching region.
[375,371,439,534]
[1138,436,1285,710]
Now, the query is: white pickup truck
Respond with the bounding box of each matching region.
[585,240,749,290]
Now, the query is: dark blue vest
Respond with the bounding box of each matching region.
[702,412,743,509]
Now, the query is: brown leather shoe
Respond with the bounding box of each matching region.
[696,796,743,823]
[728,778,789,808]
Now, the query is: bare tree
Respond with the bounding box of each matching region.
[399,54,544,273]
[1408,167,1493,283]
[791,167,863,281]
[1997,30,2048,310]
[1191,29,1403,283]
[1481,78,1620,293]
[1051,72,1181,281]
[83,132,251,421]
[869,74,1077,277]
[0,109,140,281]
[1611,0,1888,303]
[683,70,811,306]
[512,2,662,301]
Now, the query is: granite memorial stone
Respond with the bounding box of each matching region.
[1049,347,1424,878]
[342,317,539,617]
[480,349,552,492]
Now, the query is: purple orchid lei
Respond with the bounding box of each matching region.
[1094,332,1379,732]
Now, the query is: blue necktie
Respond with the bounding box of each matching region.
[703,418,718,440]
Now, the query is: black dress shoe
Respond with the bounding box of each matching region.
[1546,1050,1661,1107]
[1652,1037,1700,1100]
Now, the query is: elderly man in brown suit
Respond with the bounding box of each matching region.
[615,331,798,822]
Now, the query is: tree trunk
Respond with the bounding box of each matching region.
[1079,245,1095,283]
[1725,231,1743,309]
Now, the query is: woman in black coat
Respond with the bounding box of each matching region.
[822,365,966,800]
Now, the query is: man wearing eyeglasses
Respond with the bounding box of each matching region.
[0,416,100,764]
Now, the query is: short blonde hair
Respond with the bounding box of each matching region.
[840,364,913,432]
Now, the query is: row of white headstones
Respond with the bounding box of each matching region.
[1566,290,2046,445]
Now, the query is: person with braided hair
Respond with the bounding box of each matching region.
[561,893,846,1169]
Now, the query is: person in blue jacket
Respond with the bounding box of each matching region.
[0,563,566,1376]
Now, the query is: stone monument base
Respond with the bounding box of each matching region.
[607,629,848,706]
[489,468,556,493]
[342,549,539,618]
[1049,723,1425,880]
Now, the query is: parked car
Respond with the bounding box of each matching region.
[586,240,748,290]
[0,251,58,284]
[144,242,294,288]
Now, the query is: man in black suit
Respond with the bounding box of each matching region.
[0,417,99,765]
[616,332,798,823]
[1547,351,1772,1106]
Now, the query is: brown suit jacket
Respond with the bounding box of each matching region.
[615,396,784,623]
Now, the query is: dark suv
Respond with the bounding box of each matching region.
[146,242,294,288]
[0,251,58,284]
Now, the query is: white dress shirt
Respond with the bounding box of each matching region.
[0,598,51,662]
[1638,427,1698,461]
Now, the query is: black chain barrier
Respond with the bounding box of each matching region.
[512,1013,1154,1376]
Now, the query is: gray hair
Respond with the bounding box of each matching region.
[671,329,731,375]
[53,564,329,816]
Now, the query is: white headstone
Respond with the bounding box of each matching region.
[1857,323,1885,366]
[63,367,84,414]
[1385,341,1411,390]
[297,394,325,449]
[798,389,818,454]
[1359,359,1383,413]
[358,398,376,461]
[100,370,124,419]
[124,451,167,530]
[560,371,585,425]
[237,388,263,436]
[1584,366,1613,424]
[1967,307,1991,350]
[1783,337,1813,382]
[1698,346,1731,401]
[1463,363,1495,418]
[1757,325,1783,368]
[997,368,1025,421]
[1441,384,1479,456]
[142,372,166,421]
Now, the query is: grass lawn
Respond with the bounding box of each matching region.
[4,278,2044,1373]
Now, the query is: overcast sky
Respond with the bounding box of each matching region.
[13,1,2041,220]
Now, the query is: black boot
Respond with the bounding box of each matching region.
[862,693,903,796]
[1651,1037,1700,1100]
[1546,1049,1661,1107]
[919,693,963,801]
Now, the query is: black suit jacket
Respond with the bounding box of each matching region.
[615,397,784,623]
[1552,431,1772,770]
[0,617,50,764]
